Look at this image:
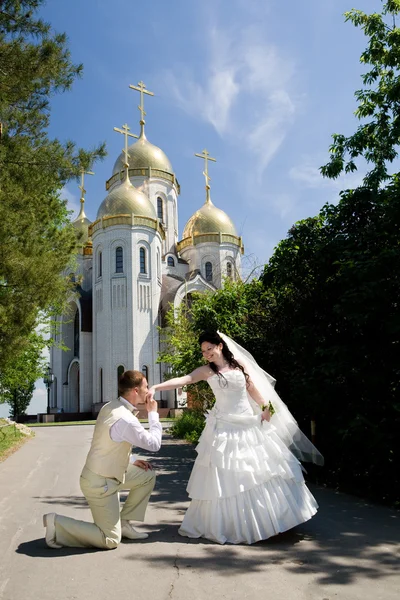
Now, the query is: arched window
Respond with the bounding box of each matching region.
[100,368,103,403]
[142,365,149,382]
[98,251,102,277]
[73,310,80,358]
[117,365,124,396]
[157,197,163,221]
[167,256,175,267]
[227,262,232,278]
[116,247,123,273]
[205,261,213,282]
[139,247,146,274]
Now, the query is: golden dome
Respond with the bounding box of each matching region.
[97,175,156,219]
[112,132,173,176]
[73,202,91,245]
[182,198,238,238]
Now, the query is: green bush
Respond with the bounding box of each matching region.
[170,410,206,444]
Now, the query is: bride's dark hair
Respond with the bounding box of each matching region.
[199,331,249,386]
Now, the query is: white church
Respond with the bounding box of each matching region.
[49,82,244,416]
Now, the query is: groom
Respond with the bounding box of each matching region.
[43,370,162,549]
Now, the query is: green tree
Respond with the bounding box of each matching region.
[0,0,106,375]
[159,279,269,412]
[0,331,46,419]
[321,0,400,189]
[260,184,400,505]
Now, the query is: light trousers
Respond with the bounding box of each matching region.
[54,464,156,549]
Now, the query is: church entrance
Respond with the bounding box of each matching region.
[69,361,80,413]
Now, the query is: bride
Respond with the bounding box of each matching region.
[148,331,323,545]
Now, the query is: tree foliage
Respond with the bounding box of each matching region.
[260,185,400,504]
[0,1,106,375]
[321,0,400,189]
[0,330,46,419]
[159,279,271,415]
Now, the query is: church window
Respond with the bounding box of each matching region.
[73,309,80,358]
[98,251,102,277]
[205,261,213,282]
[116,247,123,273]
[142,365,149,382]
[157,197,163,221]
[167,256,175,267]
[117,365,124,395]
[227,262,232,278]
[140,247,147,274]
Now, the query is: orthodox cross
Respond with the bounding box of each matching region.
[195,149,216,200]
[113,123,138,169]
[129,81,154,126]
[78,168,94,201]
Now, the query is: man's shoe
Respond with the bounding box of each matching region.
[43,513,62,548]
[121,520,149,540]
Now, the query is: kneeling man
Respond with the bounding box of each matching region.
[43,370,162,549]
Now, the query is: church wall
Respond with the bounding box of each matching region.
[92,227,132,404]
[163,254,189,279]
[81,255,93,292]
[59,302,78,410]
[80,332,93,411]
[180,241,241,288]
[50,333,62,411]
[131,229,162,387]
[131,176,179,256]
[92,224,163,405]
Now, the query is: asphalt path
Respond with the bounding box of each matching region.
[0,425,398,600]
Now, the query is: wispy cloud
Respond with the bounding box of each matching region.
[60,186,80,220]
[164,18,299,179]
[289,158,365,191]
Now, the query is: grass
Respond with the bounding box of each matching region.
[29,418,176,427]
[0,419,33,461]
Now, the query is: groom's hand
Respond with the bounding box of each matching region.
[145,391,158,413]
[134,459,153,471]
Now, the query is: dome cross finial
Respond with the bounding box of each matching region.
[114,123,138,178]
[195,149,216,204]
[78,168,94,217]
[129,80,154,137]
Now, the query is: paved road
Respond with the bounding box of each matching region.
[0,426,399,600]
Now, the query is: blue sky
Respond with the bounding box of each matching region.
[0,0,384,417]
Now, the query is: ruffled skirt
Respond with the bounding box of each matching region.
[178,410,318,544]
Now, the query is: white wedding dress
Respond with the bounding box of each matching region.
[178,369,318,544]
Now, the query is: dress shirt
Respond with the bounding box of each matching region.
[110,397,162,464]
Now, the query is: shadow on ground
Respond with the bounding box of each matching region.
[20,434,400,586]
[130,436,400,586]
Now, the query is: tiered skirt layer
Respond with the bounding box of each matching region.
[178,411,318,544]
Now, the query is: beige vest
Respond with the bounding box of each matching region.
[84,399,133,483]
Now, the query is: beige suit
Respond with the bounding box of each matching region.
[53,399,157,549]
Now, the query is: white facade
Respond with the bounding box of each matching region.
[49,126,244,415]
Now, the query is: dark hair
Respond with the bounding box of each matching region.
[199,331,249,386]
[118,370,145,396]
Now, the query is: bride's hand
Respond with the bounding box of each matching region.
[147,387,156,401]
[261,407,271,423]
